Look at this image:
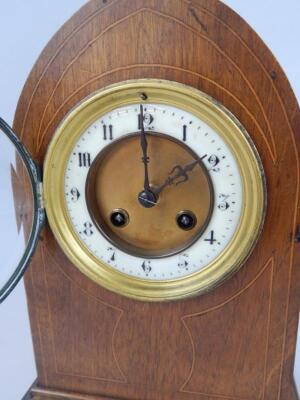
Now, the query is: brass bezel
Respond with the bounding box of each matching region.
[43,79,266,302]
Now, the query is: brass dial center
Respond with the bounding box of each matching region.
[86,133,213,258]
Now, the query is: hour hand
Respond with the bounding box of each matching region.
[153,154,207,197]
[169,165,189,185]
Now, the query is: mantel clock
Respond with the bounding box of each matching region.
[0,1,299,399]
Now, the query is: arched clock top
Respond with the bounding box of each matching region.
[9,1,299,399]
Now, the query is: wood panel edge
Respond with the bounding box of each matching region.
[28,386,123,400]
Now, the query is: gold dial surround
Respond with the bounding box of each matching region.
[43,79,266,301]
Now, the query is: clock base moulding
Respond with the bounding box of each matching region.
[24,386,118,400]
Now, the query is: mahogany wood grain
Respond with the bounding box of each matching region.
[13,0,300,399]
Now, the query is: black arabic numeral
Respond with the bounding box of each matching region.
[218,194,230,211]
[83,222,93,236]
[107,247,116,263]
[70,187,80,202]
[218,201,230,211]
[178,254,189,270]
[205,230,217,245]
[142,260,152,275]
[138,112,154,129]
[208,154,220,171]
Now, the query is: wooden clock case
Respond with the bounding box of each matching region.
[14,0,299,399]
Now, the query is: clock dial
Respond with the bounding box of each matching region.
[65,103,242,280]
[44,80,265,300]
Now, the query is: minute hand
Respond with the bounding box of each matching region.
[153,154,207,197]
[140,104,151,192]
